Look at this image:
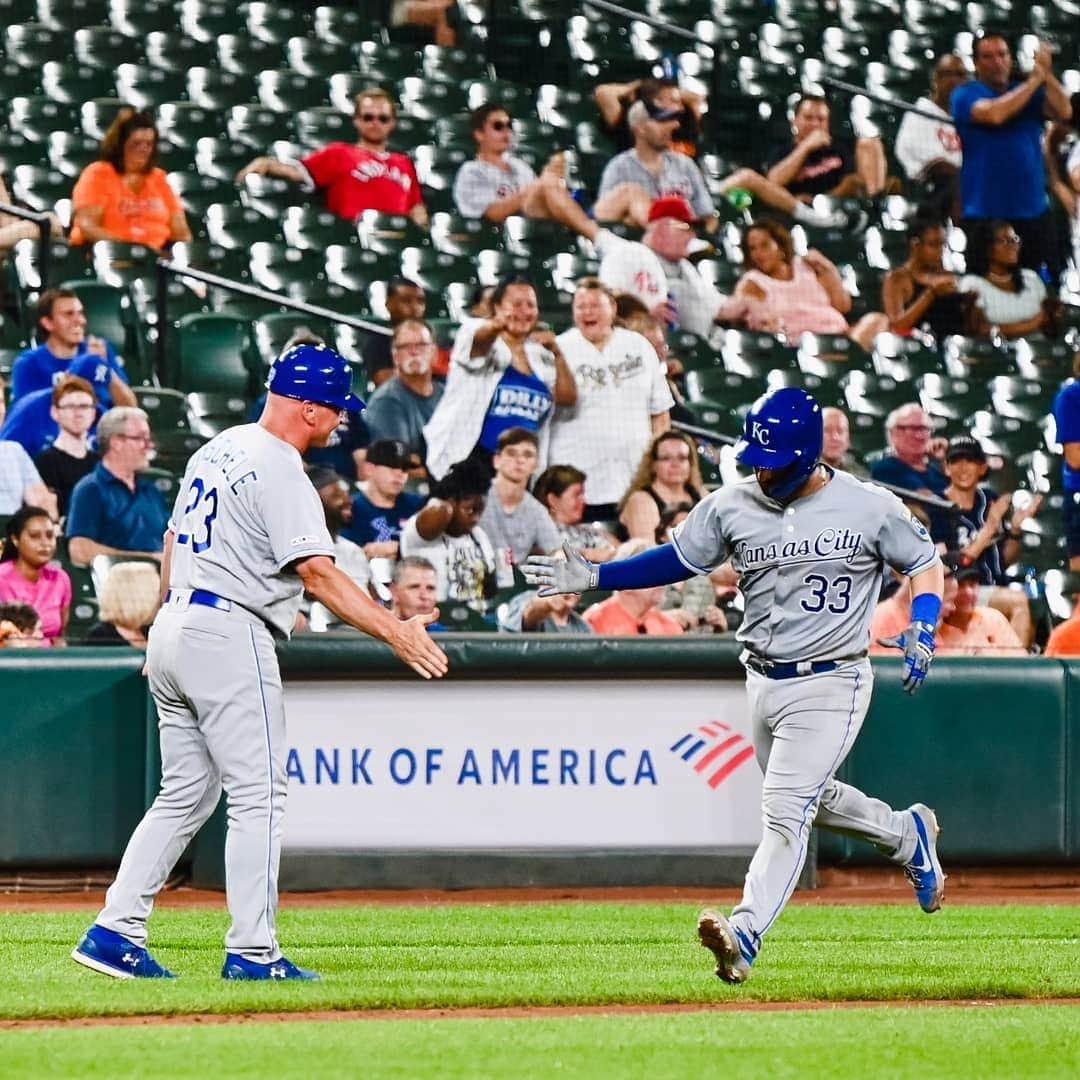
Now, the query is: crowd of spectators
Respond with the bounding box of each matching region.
[3,12,1080,657]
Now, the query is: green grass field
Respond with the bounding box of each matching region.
[1,901,1078,1077]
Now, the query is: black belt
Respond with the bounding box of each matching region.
[164,588,233,612]
[744,657,839,680]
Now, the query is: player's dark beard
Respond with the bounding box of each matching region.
[758,460,815,503]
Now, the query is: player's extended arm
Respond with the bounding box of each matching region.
[295,554,448,680]
[523,539,695,596]
[877,561,944,695]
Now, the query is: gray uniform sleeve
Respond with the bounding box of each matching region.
[258,475,335,572]
[875,492,940,577]
[669,488,731,573]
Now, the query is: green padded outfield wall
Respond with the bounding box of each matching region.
[0,649,149,866]
[2,641,1079,870]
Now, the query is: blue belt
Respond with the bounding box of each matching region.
[744,657,838,680]
[164,588,233,612]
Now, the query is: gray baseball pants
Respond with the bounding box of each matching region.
[730,659,920,959]
[96,601,287,962]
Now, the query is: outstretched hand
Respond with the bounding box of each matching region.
[392,612,449,680]
[523,540,598,597]
[877,621,936,694]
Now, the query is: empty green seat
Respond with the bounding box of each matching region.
[248,242,327,295]
[134,386,192,434]
[109,0,178,38]
[250,311,335,364]
[9,97,80,143]
[227,104,284,151]
[989,376,1058,423]
[158,102,220,152]
[430,212,501,258]
[942,335,1018,378]
[79,97,128,141]
[4,23,69,70]
[174,312,256,395]
[284,37,351,79]
[46,131,99,179]
[720,329,799,379]
[400,247,476,292]
[244,2,310,45]
[179,0,243,43]
[357,212,428,255]
[917,372,988,421]
[238,174,306,217]
[313,6,380,46]
[256,69,328,114]
[10,165,70,212]
[114,63,187,110]
[842,370,910,418]
[194,136,252,182]
[186,390,251,438]
[145,30,205,73]
[72,27,135,70]
[186,68,257,111]
[39,0,111,31]
[205,203,278,250]
[293,106,352,149]
[217,34,285,76]
[41,61,117,106]
[169,175,238,220]
[59,279,144,374]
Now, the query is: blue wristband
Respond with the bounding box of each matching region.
[911,592,942,627]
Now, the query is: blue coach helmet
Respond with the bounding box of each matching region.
[735,386,823,500]
[266,343,366,412]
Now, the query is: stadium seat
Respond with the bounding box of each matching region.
[145,30,205,73]
[942,335,1018,379]
[282,206,350,252]
[357,212,428,255]
[10,238,93,296]
[917,372,988,421]
[90,241,158,293]
[284,37,352,79]
[217,34,285,76]
[871,332,944,381]
[989,376,1059,424]
[4,23,69,70]
[227,104,284,151]
[720,330,799,379]
[140,466,183,515]
[186,390,250,438]
[59,278,145,377]
[422,44,490,83]
[158,102,220,152]
[206,203,279,250]
[842,370,910,418]
[185,68,256,111]
[168,174,237,221]
[397,77,469,121]
[114,63,187,110]
[797,333,872,379]
[257,69,328,114]
[134,385,193,435]
[248,242,327,296]
[9,97,81,144]
[73,27,136,70]
[430,212,502,258]
[194,136,251,182]
[312,5,381,46]
[244,2,310,45]
[685,368,765,409]
[79,97,128,141]
[10,165,70,212]
[109,0,179,38]
[1015,337,1076,383]
[171,239,251,285]
[179,0,243,42]
[41,61,117,106]
[400,247,476,293]
[238,174,306,217]
[39,0,111,31]
[503,216,572,260]
[0,131,41,176]
[535,85,595,130]
[46,132,99,179]
[174,312,256,395]
[967,410,1047,459]
[250,311,335,365]
[325,244,397,292]
[293,106,352,149]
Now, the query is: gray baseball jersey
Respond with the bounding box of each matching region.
[671,469,938,662]
[168,423,335,638]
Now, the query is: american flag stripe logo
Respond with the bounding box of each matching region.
[670,722,755,789]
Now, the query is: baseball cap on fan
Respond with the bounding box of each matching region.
[643,97,684,122]
[945,434,987,464]
[647,194,697,224]
[366,438,413,470]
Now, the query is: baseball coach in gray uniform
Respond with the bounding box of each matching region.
[72,344,448,981]
[525,387,946,984]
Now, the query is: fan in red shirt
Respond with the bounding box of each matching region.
[235,88,428,226]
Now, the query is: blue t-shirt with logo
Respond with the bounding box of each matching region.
[476,366,553,452]
[10,341,126,407]
[951,80,1047,219]
[0,353,109,455]
[342,488,426,547]
[1053,380,1080,492]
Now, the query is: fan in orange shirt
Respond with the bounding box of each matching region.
[1042,576,1080,656]
[69,107,192,251]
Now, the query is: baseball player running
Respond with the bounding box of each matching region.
[72,344,448,981]
[524,387,945,984]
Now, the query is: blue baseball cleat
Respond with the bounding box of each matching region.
[904,804,946,913]
[222,953,320,980]
[71,924,176,979]
[697,909,753,984]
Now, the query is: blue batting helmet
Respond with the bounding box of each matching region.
[735,387,822,500]
[266,343,365,412]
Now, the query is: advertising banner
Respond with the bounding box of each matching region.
[282,679,762,850]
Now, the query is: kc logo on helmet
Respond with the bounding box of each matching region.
[751,421,771,444]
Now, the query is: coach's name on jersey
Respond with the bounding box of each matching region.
[734,527,864,571]
[198,435,260,494]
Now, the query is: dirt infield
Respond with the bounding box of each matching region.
[3,997,1080,1032]
[2,865,1079,911]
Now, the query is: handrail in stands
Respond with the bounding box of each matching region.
[0,201,55,289]
[153,258,392,383]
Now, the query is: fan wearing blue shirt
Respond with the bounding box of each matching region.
[9,287,136,409]
[66,406,168,565]
[951,32,1073,277]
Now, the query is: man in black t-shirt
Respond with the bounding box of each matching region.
[766,94,888,200]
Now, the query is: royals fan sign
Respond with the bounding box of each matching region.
[282,680,763,850]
